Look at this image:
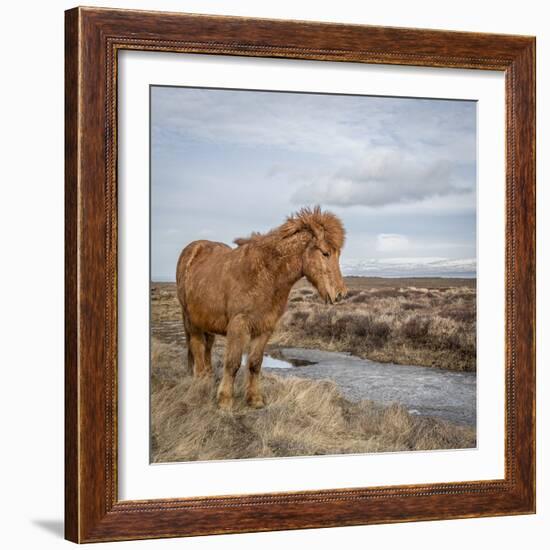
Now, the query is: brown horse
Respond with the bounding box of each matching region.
[176,206,347,409]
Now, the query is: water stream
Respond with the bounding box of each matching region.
[262,347,476,427]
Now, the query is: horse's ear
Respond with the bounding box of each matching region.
[279,219,302,240]
[308,221,325,246]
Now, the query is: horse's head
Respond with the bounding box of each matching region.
[300,208,347,304]
[303,243,347,304]
[238,206,348,304]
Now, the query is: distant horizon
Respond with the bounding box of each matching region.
[150,251,476,281]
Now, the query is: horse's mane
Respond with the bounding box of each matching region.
[234,206,345,250]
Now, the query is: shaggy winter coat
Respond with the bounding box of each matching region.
[176,207,347,408]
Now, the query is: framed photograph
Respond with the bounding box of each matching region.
[65,7,535,543]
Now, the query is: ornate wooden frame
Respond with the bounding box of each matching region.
[65,6,536,543]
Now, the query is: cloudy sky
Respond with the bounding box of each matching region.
[151,86,476,281]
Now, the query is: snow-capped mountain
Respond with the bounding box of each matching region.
[341,257,476,278]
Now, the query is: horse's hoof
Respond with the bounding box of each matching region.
[217,395,233,410]
[246,395,265,409]
[195,369,214,380]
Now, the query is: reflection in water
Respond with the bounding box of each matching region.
[263,353,317,368]
[242,352,317,369]
[262,355,294,369]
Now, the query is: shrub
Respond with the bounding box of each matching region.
[402,290,425,299]
[401,301,427,311]
[371,288,401,298]
[336,314,391,346]
[308,310,333,338]
[443,331,463,350]
[350,292,371,303]
[441,306,476,323]
[332,315,351,339]
[352,323,369,338]
[440,330,475,354]
[290,310,310,329]
[401,317,431,341]
[366,318,391,345]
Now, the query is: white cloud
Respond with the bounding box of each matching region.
[151,87,371,159]
[291,151,472,208]
[152,87,476,167]
[376,233,409,252]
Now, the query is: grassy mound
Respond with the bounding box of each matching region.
[151,339,475,463]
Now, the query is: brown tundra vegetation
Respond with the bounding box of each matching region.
[154,276,476,374]
[150,276,476,462]
[275,276,476,372]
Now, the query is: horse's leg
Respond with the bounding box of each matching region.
[188,331,211,379]
[204,333,215,374]
[183,327,194,376]
[245,332,270,408]
[217,315,249,410]
[180,306,194,376]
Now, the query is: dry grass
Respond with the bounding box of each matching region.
[151,338,475,462]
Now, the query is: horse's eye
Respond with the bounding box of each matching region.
[322,251,330,258]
